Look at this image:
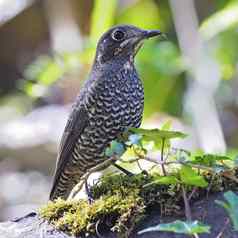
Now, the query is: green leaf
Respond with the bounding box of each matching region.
[90,0,117,42]
[105,140,125,157]
[130,128,187,140]
[129,128,186,151]
[215,191,238,231]
[179,166,208,187]
[193,154,231,167]
[200,0,238,40]
[138,220,210,235]
[144,176,179,187]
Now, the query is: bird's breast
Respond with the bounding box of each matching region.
[72,68,144,168]
[87,68,144,131]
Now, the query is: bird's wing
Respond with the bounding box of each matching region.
[50,102,88,199]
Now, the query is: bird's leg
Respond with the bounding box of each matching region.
[68,179,85,200]
[113,163,134,176]
[85,179,94,204]
[68,157,116,200]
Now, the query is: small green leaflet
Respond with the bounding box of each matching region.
[138,220,210,235]
[129,128,186,150]
[179,165,208,187]
[215,191,238,231]
[193,154,232,167]
[144,176,178,187]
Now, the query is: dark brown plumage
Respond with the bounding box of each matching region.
[49,25,161,200]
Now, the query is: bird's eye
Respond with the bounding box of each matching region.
[111,30,125,41]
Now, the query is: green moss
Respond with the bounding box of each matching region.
[40,198,79,222]
[39,170,238,237]
[39,173,183,236]
[39,185,144,236]
[91,173,183,216]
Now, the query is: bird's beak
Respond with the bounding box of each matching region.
[121,29,165,56]
[121,29,164,48]
[143,30,162,39]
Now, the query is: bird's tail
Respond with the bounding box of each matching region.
[49,168,84,201]
[49,182,74,201]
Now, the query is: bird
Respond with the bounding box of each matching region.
[49,25,161,200]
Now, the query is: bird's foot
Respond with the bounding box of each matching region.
[85,181,94,204]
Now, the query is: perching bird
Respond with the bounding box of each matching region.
[49,25,161,200]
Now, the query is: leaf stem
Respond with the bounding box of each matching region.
[161,138,167,176]
[182,185,192,221]
[188,187,197,201]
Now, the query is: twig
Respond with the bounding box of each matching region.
[182,187,201,238]
[142,157,220,173]
[188,187,197,201]
[181,188,200,238]
[216,218,229,238]
[119,158,140,164]
[136,160,143,172]
[182,185,192,221]
[222,172,238,183]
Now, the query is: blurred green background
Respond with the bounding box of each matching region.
[0,0,238,221]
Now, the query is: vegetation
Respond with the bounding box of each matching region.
[40,124,238,237]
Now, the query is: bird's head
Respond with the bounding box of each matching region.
[94,25,162,65]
